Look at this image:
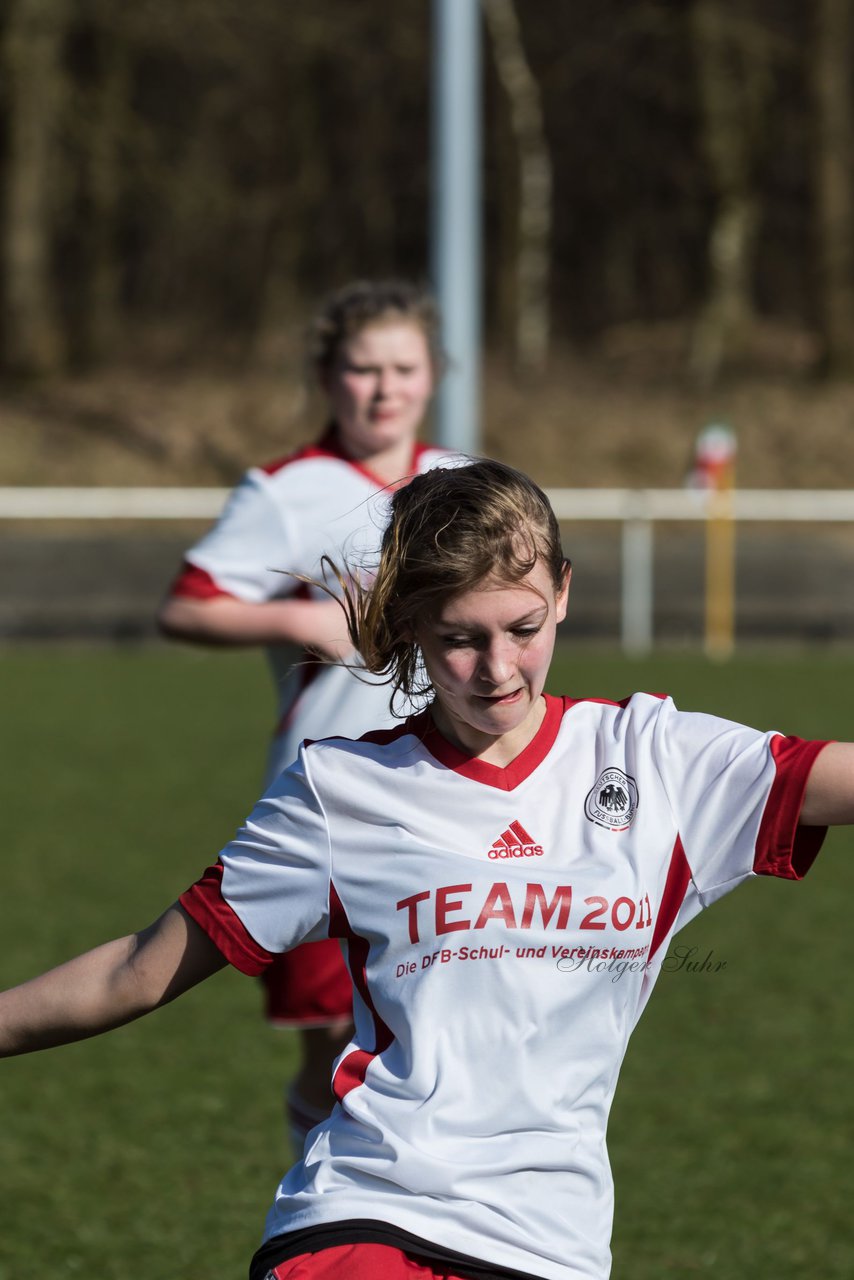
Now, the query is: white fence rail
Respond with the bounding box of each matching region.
[548,489,854,653]
[3,487,854,652]
[0,487,228,520]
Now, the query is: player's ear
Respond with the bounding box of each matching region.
[555,559,572,623]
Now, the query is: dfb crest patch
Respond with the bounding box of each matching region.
[584,768,639,831]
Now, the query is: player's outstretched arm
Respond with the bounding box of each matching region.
[0,904,226,1058]
[156,594,354,660]
[801,742,854,826]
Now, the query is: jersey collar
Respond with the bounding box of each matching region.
[418,694,565,791]
[316,425,430,490]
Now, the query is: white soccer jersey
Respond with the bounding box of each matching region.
[170,432,450,782]
[181,693,828,1280]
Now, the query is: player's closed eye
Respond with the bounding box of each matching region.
[440,625,541,649]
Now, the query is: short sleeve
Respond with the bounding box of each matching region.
[651,698,829,906]
[179,746,332,974]
[180,469,300,602]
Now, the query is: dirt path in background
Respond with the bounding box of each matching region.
[3,336,854,491]
[3,341,854,644]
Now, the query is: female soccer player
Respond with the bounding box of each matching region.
[156,279,451,1146]
[3,460,853,1280]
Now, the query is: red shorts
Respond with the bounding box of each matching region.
[262,938,353,1027]
[265,1243,471,1279]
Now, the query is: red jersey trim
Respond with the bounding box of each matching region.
[563,692,668,711]
[168,560,232,600]
[357,715,428,749]
[329,882,395,1101]
[754,736,831,879]
[258,430,344,477]
[260,427,436,490]
[648,836,692,962]
[179,862,275,977]
[300,715,416,754]
[420,694,566,792]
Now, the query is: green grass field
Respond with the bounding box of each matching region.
[2,644,853,1279]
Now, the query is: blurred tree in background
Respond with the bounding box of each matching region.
[1,0,852,384]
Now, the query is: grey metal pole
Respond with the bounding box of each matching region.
[621,517,654,655]
[431,0,482,454]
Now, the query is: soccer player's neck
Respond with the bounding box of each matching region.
[429,694,548,768]
[340,432,418,485]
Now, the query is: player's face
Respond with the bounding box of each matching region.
[416,558,570,764]
[324,321,434,461]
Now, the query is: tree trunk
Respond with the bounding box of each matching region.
[82,15,130,364]
[2,0,67,374]
[689,2,770,386]
[814,0,854,375]
[482,0,552,375]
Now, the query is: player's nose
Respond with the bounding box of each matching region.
[374,367,395,398]
[478,639,515,686]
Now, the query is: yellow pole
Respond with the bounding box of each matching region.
[704,457,736,660]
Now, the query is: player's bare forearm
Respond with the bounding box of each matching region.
[0,905,227,1058]
[157,595,353,658]
[800,742,854,826]
[0,934,150,1055]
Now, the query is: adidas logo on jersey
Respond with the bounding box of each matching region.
[488,820,543,859]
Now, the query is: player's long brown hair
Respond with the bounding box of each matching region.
[327,459,567,711]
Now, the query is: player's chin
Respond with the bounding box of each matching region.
[366,411,413,436]
[470,692,531,729]
[366,414,397,431]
